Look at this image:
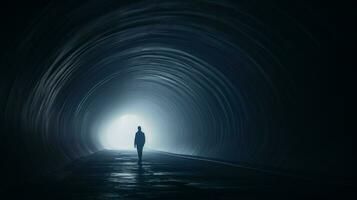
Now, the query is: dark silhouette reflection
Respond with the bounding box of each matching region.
[137,164,144,176]
[134,126,146,164]
[134,162,146,185]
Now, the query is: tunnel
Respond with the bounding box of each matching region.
[0,0,351,198]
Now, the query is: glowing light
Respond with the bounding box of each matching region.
[100,114,152,150]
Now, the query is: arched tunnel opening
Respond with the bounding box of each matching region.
[0,0,352,198]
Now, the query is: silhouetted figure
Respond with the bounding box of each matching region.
[134,126,145,164]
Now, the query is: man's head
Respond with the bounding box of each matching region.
[138,126,141,131]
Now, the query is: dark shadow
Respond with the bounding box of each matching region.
[134,163,145,185]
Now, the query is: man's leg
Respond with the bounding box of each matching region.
[137,146,143,163]
[137,147,140,161]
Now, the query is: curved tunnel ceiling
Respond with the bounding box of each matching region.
[19,0,292,162]
[1,0,349,178]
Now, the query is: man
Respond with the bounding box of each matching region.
[134,126,145,164]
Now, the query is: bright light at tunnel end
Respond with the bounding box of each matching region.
[100,114,153,150]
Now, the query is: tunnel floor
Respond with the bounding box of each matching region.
[9,150,354,199]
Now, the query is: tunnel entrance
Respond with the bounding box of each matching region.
[99,114,153,150]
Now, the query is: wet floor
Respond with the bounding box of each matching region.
[7,150,355,199]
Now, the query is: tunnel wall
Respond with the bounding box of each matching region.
[0,0,351,188]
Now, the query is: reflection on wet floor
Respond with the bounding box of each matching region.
[11,150,355,200]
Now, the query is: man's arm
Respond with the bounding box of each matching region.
[134,133,137,148]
